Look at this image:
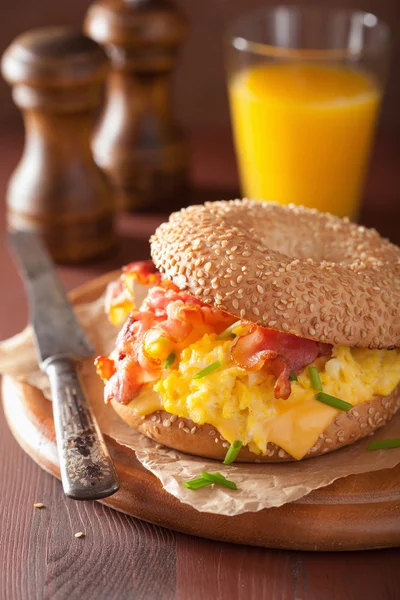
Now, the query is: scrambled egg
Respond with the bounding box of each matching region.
[137,334,400,460]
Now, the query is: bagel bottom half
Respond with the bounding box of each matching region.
[111,384,400,463]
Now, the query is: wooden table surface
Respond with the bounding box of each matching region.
[1,128,400,600]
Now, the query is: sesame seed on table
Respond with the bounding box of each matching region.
[1,127,400,600]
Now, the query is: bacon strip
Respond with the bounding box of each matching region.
[101,286,236,404]
[122,261,161,286]
[231,325,331,399]
[105,261,163,325]
[265,355,292,400]
[95,355,116,381]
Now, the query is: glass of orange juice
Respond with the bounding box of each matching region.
[226,7,390,219]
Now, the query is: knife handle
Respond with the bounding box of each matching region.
[45,358,120,500]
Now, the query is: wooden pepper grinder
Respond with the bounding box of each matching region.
[84,0,188,212]
[1,27,115,263]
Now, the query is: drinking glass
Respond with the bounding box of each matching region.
[226,6,390,219]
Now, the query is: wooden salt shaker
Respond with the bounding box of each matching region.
[84,0,188,212]
[1,27,115,263]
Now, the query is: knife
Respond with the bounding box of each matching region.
[8,231,120,500]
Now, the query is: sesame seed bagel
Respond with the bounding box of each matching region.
[150,199,400,349]
[111,383,400,462]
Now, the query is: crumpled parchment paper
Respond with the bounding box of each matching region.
[0,282,399,516]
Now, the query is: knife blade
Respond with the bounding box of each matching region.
[8,231,120,500]
[8,230,94,367]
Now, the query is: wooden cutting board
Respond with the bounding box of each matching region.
[2,272,400,551]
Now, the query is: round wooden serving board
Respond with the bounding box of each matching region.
[2,272,400,551]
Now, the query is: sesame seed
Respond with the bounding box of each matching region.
[74,532,85,538]
[33,503,45,509]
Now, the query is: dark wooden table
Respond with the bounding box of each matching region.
[1,127,399,600]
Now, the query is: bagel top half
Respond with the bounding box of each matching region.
[150,199,400,349]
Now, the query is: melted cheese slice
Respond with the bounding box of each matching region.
[131,385,163,415]
[261,392,338,459]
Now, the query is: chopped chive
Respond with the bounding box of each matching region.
[183,472,238,491]
[308,366,322,391]
[223,440,243,465]
[209,472,227,483]
[201,471,227,484]
[163,352,176,369]
[183,477,212,490]
[216,321,241,340]
[193,360,221,379]
[201,471,237,490]
[315,392,352,411]
[367,439,400,451]
[201,471,223,483]
[184,481,211,490]
[289,371,298,381]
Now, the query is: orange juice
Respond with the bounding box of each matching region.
[229,63,381,218]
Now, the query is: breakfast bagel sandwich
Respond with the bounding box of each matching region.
[96,200,400,462]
